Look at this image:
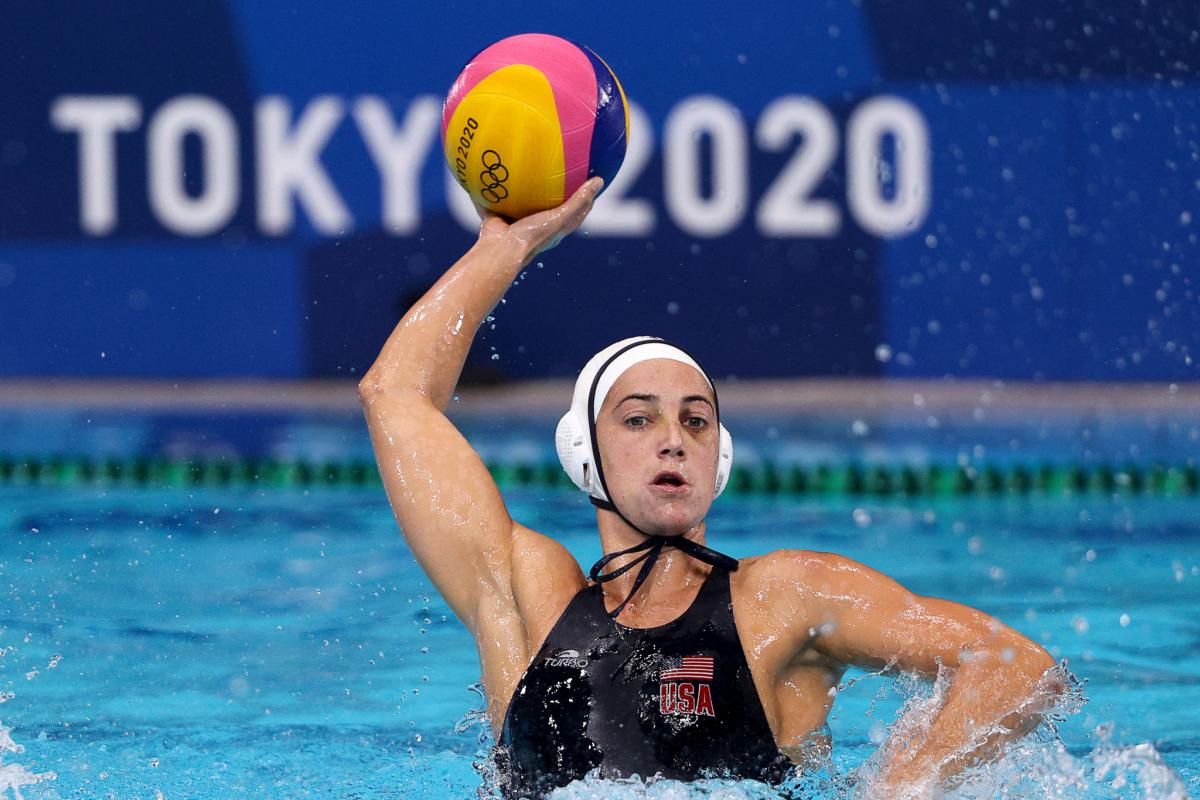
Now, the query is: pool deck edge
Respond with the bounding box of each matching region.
[0,378,1195,415]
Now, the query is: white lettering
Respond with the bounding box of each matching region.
[50,96,142,235]
[353,95,441,236]
[256,95,352,236]
[846,96,931,238]
[663,95,748,238]
[147,95,239,236]
[755,96,840,238]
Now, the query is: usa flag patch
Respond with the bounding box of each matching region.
[660,656,714,681]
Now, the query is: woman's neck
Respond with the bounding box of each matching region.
[594,511,712,625]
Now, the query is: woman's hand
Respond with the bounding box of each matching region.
[475,177,604,266]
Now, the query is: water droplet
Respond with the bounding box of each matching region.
[491,354,499,360]
[874,344,893,363]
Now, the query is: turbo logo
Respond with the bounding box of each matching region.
[544,648,588,668]
[479,149,509,203]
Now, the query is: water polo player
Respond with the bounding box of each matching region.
[358,179,1060,799]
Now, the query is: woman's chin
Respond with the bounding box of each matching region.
[630,509,704,538]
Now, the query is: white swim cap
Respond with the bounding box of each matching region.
[555,337,733,504]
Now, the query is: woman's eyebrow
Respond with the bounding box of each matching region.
[615,393,659,407]
[682,395,715,410]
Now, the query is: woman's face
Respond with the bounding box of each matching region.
[593,359,720,537]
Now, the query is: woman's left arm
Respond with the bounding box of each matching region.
[767,551,1059,798]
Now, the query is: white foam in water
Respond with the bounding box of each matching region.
[0,656,57,800]
[0,716,56,800]
[474,664,1192,800]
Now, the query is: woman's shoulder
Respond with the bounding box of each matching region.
[510,523,586,578]
[731,549,874,612]
[509,523,589,626]
[735,548,862,582]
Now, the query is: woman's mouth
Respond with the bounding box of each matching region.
[651,471,689,492]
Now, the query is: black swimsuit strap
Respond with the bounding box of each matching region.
[588,535,739,619]
[588,537,661,582]
[669,535,740,572]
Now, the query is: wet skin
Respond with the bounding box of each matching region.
[358,179,1058,799]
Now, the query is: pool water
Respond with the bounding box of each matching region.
[0,485,1197,799]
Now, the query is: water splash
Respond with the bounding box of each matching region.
[549,773,791,799]
[456,683,504,800]
[848,662,1188,800]
[0,659,56,800]
[454,683,492,737]
[464,663,1189,800]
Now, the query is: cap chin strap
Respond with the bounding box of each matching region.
[583,338,738,619]
[587,495,739,619]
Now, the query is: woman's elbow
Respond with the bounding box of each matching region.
[358,370,433,416]
[994,640,1061,715]
[358,363,403,404]
[1016,638,1057,681]
[357,369,384,405]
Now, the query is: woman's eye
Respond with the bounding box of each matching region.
[626,416,648,428]
[685,417,708,429]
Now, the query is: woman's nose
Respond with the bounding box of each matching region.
[660,420,684,455]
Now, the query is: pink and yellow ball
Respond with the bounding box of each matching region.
[442,34,628,219]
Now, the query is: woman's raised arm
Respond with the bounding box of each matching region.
[357,178,602,634]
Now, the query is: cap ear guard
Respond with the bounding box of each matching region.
[715,423,733,498]
[556,409,733,502]
[555,409,604,499]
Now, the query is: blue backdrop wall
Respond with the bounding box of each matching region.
[1,1,1197,380]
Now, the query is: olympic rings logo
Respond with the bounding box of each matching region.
[479,150,509,203]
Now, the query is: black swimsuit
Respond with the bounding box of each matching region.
[497,567,792,799]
